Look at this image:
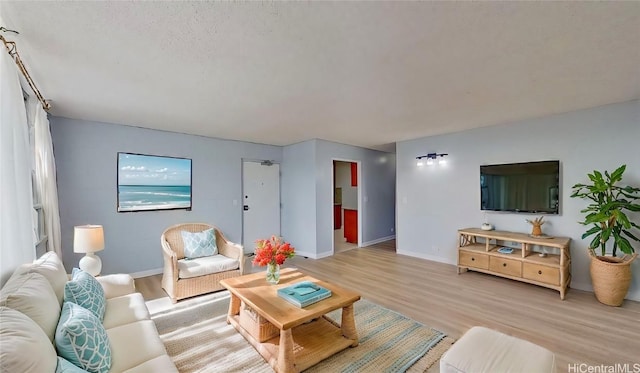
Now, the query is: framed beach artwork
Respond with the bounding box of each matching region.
[117,152,192,212]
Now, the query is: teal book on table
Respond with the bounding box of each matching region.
[277,281,332,307]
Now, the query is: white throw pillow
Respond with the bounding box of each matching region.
[0,272,61,342]
[14,251,69,305]
[0,306,58,373]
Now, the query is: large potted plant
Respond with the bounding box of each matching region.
[571,165,640,306]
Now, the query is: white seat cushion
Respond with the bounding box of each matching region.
[123,355,179,373]
[440,326,555,373]
[177,254,239,279]
[103,293,150,330]
[107,320,169,373]
[97,274,136,299]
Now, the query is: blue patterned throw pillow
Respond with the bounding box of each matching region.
[55,302,111,373]
[181,228,218,259]
[64,269,106,321]
[56,356,90,373]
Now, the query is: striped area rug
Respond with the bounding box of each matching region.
[150,292,453,372]
[308,300,453,373]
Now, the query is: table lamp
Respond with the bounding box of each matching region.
[73,225,104,276]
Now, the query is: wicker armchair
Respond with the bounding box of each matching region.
[161,223,244,303]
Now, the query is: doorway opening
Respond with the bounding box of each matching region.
[332,160,360,254]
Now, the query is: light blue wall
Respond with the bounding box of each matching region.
[279,139,398,259]
[280,139,396,258]
[281,140,318,258]
[396,100,640,300]
[315,140,396,257]
[51,118,396,273]
[50,117,282,275]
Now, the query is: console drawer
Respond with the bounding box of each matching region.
[459,251,489,269]
[523,263,560,285]
[489,257,522,277]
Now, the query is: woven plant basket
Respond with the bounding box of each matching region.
[589,251,638,306]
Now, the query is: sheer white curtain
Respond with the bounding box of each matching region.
[0,46,36,286]
[28,96,62,256]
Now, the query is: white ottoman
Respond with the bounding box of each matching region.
[440,326,555,373]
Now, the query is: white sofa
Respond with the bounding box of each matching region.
[440,326,555,373]
[0,251,177,373]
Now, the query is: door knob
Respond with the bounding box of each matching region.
[243,205,249,211]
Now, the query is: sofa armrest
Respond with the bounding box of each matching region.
[97,274,136,299]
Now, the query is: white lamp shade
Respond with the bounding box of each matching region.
[74,225,104,254]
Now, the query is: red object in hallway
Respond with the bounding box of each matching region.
[334,204,342,229]
[344,209,357,243]
[351,163,357,187]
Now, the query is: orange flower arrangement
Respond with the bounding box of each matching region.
[252,236,296,267]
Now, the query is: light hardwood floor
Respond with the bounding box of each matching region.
[136,240,640,371]
[334,227,358,253]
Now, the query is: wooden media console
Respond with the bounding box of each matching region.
[457,228,571,299]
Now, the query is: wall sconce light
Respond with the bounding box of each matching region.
[416,153,448,167]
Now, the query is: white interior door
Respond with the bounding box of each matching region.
[242,161,280,254]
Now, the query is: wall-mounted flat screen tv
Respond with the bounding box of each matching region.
[117,152,192,212]
[480,160,559,214]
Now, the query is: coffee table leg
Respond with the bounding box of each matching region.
[341,304,359,347]
[277,328,296,373]
[227,293,241,324]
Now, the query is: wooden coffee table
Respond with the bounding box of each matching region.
[220,268,361,373]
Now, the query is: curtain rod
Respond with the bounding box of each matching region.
[1,27,51,111]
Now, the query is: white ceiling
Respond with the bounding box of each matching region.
[2,1,639,152]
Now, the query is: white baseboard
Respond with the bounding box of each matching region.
[129,267,163,279]
[295,250,333,260]
[570,281,592,293]
[294,251,313,259]
[295,251,317,259]
[315,251,333,259]
[362,235,396,247]
[397,249,457,266]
